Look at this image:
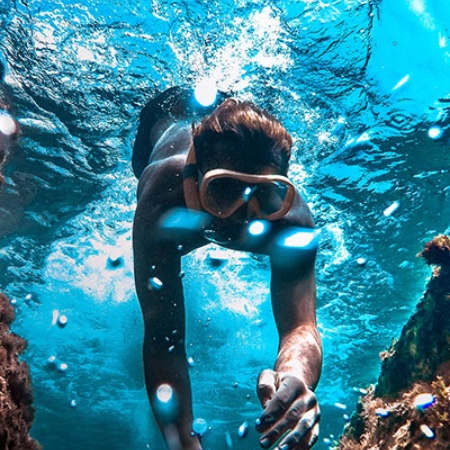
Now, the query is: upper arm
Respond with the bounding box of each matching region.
[270,253,317,336]
[269,190,317,335]
[133,162,187,344]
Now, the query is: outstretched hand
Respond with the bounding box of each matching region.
[256,370,320,450]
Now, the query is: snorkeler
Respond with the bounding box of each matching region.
[0,60,19,187]
[132,86,322,450]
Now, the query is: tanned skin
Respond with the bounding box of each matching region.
[132,91,322,450]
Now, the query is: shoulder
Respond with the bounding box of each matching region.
[277,189,315,229]
[135,154,186,218]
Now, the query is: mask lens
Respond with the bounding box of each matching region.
[204,176,291,218]
[204,177,248,215]
[254,181,290,216]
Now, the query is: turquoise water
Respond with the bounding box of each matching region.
[0,0,449,449]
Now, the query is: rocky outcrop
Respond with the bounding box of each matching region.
[338,235,450,449]
[0,293,41,450]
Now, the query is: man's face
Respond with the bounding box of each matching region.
[197,157,296,223]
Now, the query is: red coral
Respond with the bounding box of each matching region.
[0,293,41,450]
[418,235,450,267]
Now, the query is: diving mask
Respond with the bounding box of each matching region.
[183,144,295,221]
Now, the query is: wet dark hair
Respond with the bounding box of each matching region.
[192,98,292,175]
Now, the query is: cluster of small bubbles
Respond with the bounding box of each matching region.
[428,125,443,140]
[413,392,435,410]
[192,418,208,437]
[47,355,68,372]
[148,276,163,291]
[237,421,249,438]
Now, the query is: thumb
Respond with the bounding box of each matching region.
[257,369,278,408]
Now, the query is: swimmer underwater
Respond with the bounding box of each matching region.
[132,86,322,450]
[0,62,19,187]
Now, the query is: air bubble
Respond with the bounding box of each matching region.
[0,112,17,136]
[58,315,68,328]
[57,362,68,372]
[107,248,123,268]
[428,126,443,140]
[238,421,249,437]
[420,424,435,439]
[192,418,208,437]
[383,201,400,217]
[194,78,217,107]
[356,257,367,266]
[375,408,389,418]
[148,276,163,291]
[413,393,435,410]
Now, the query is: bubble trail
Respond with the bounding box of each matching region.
[159,208,212,240]
[154,384,183,450]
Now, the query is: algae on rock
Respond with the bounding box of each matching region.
[338,235,450,449]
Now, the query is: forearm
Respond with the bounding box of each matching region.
[144,336,200,450]
[275,324,322,389]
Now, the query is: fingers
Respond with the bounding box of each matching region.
[257,374,306,432]
[257,369,278,409]
[256,376,320,450]
[275,407,320,450]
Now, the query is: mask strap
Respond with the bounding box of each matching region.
[183,143,203,211]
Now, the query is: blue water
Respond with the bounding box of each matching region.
[1,0,449,449]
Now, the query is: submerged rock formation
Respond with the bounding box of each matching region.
[338,235,450,449]
[0,293,41,450]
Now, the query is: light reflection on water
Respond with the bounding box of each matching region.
[0,0,449,449]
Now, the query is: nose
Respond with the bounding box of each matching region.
[246,198,260,221]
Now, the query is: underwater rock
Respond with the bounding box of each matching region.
[0,293,41,449]
[337,235,450,449]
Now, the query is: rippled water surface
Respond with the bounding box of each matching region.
[1,0,449,449]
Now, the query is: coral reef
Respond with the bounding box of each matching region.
[338,235,450,449]
[0,293,41,450]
